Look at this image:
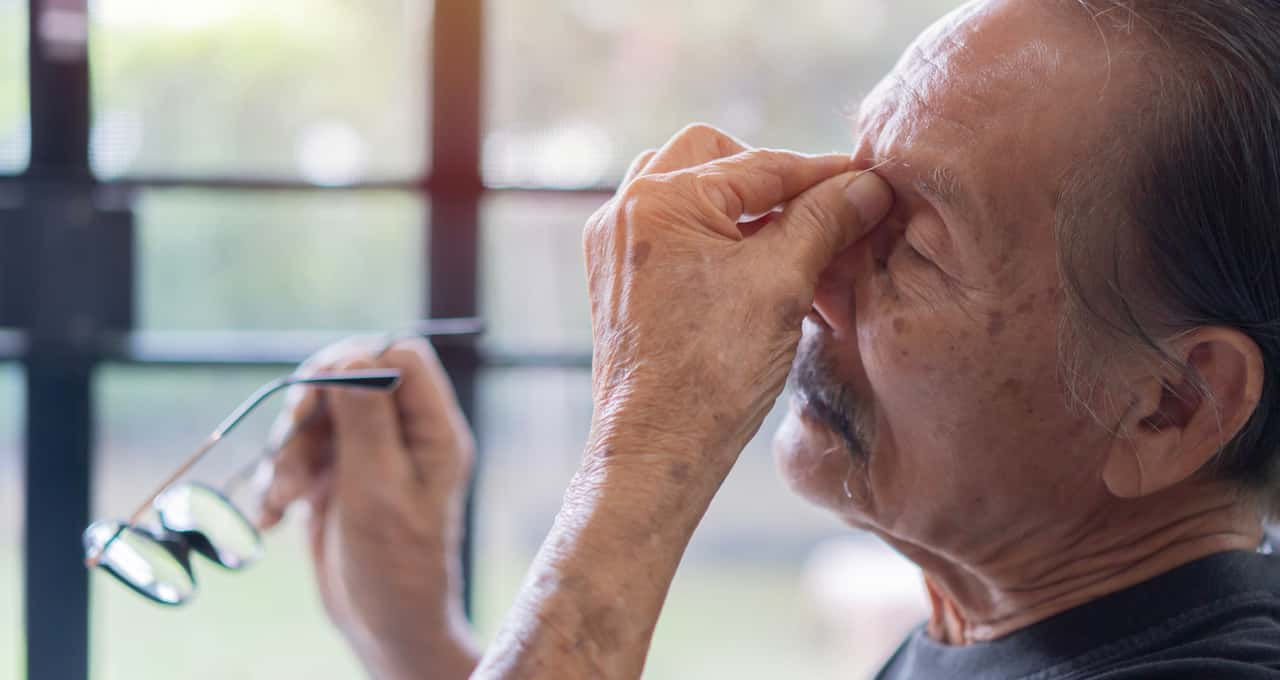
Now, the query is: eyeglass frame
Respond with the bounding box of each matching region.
[82,317,484,584]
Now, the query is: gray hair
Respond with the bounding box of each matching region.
[1056,1,1280,515]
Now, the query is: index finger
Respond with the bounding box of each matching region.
[692,149,852,224]
[379,339,473,452]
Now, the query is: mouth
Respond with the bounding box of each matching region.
[787,336,870,461]
[790,388,864,460]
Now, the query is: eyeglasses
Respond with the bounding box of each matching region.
[82,318,483,606]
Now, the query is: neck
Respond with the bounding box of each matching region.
[885,485,1263,645]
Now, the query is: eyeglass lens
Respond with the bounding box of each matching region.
[84,484,262,605]
[82,521,195,605]
[156,483,263,569]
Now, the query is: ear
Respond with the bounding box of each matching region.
[1102,327,1265,498]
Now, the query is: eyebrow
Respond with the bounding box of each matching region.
[914,165,976,222]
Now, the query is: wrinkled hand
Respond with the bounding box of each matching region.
[258,338,479,680]
[474,126,893,679]
[583,124,893,476]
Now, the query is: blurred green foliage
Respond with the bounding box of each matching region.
[88,0,427,179]
[136,189,424,331]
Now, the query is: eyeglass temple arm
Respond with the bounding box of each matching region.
[85,370,400,567]
[222,317,485,493]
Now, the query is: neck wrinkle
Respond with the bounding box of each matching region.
[891,487,1263,645]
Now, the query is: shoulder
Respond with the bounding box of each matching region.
[1071,592,1280,679]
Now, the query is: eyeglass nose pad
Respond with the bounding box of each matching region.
[155,483,264,570]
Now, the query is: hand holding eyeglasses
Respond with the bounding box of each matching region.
[260,336,481,678]
[81,320,484,679]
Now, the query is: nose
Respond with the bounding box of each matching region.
[812,242,865,334]
[811,223,896,334]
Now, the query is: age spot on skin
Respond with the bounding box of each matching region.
[630,240,653,269]
[893,317,910,334]
[999,378,1023,395]
[987,311,1007,337]
[1015,294,1036,315]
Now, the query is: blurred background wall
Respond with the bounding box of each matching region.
[0,1,969,678]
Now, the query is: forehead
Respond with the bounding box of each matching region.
[853,0,1123,268]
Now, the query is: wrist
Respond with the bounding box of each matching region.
[356,602,479,680]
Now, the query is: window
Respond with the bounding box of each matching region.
[0,0,29,174]
[89,0,429,182]
[484,0,964,188]
[136,189,425,331]
[0,364,23,680]
[480,193,595,355]
[90,366,365,680]
[9,1,964,677]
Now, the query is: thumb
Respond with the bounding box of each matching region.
[767,170,893,276]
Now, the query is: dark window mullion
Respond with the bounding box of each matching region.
[427,0,483,616]
[23,1,102,679]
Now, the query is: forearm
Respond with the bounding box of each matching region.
[473,434,725,679]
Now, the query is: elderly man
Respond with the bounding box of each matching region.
[259,0,1280,677]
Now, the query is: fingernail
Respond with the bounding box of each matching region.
[846,172,893,224]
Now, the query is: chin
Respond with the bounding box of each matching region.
[773,400,866,514]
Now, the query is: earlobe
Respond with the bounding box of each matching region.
[1101,442,1145,498]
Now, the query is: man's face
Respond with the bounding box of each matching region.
[776,0,1139,558]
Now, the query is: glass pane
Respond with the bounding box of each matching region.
[137,189,425,331]
[0,0,29,174]
[480,193,603,355]
[89,0,429,182]
[472,368,927,679]
[0,363,24,680]
[485,0,970,188]
[91,365,365,680]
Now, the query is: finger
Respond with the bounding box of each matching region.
[644,123,750,175]
[693,149,853,224]
[258,386,332,529]
[379,339,475,480]
[326,354,410,491]
[305,467,335,569]
[297,334,386,373]
[258,335,392,529]
[622,148,658,186]
[764,169,894,276]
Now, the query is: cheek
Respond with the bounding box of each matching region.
[861,303,1063,456]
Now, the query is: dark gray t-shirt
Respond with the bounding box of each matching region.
[875,551,1280,679]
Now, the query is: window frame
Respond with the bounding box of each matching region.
[0,1,598,678]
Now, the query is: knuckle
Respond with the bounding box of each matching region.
[736,147,777,165]
[582,200,612,243]
[618,175,672,219]
[631,148,657,166]
[386,337,437,366]
[335,353,376,372]
[674,122,722,142]
[694,172,742,216]
[303,334,384,372]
